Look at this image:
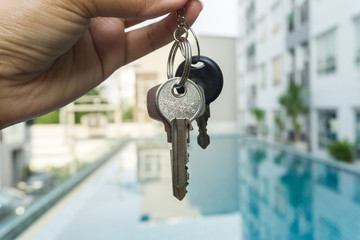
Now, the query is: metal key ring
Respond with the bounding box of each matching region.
[167,37,192,87]
[173,27,201,64]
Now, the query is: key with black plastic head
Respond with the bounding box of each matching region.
[146,84,172,142]
[176,56,223,149]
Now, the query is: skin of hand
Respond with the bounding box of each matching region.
[0,0,202,129]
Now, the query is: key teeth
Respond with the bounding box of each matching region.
[198,134,210,149]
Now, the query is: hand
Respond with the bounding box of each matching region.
[0,0,203,129]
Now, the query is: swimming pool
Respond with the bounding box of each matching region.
[18,135,360,240]
[136,135,360,240]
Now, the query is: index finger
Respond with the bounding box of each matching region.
[71,0,189,19]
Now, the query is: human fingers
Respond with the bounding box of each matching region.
[125,19,145,29]
[72,0,189,19]
[124,0,203,65]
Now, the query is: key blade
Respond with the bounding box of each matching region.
[196,104,211,149]
[171,118,190,201]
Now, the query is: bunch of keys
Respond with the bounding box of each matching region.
[146,7,223,201]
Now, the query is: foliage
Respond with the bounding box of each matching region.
[122,106,134,121]
[75,112,88,124]
[327,140,354,163]
[86,87,103,96]
[274,115,285,136]
[251,108,265,125]
[35,110,60,124]
[278,82,306,140]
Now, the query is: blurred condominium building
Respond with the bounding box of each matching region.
[237,0,360,156]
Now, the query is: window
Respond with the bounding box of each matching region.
[300,0,309,24]
[318,110,337,148]
[247,44,256,71]
[273,57,281,86]
[246,0,256,34]
[257,17,266,43]
[272,1,281,34]
[258,64,266,89]
[317,29,336,74]
[355,112,360,156]
[288,0,295,33]
[355,18,360,66]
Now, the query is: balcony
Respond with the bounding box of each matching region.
[288,12,295,32]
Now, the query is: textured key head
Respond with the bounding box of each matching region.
[156,78,205,122]
[176,56,223,105]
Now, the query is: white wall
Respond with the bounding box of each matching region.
[237,0,288,138]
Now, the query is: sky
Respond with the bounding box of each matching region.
[192,0,238,37]
[126,0,239,38]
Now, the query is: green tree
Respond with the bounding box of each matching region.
[279,82,306,141]
[86,87,102,96]
[35,110,60,124]
[122,106,133,121]
[251,108,265,125]
[274,114,285,140]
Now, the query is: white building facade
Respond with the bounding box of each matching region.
[310,0,360,156]
[237,0,360,157]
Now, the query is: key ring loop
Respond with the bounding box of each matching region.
[173,27,200,64]
[174,7,201,64]
[167,37,192,87]
[189,27,201,64]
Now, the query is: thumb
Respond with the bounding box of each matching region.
[73,0,189,19]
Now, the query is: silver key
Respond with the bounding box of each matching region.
[156,78,205,200]
[170,118,190,200]
[156,78,205,123]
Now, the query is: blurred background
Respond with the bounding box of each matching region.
[2,0,360,239]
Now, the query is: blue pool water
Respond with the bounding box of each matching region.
[187,135,360,240]
[18,135,360,240]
